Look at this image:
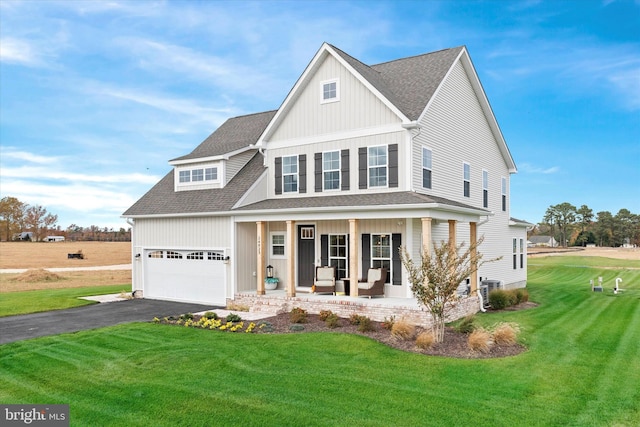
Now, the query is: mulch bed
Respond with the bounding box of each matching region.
[248,312,526,359]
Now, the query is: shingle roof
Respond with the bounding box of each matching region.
[331,44,464,121]
[123,152,265,216]
[172,111,276,161]
[235,191,485,213]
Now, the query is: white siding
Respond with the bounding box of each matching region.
[235,222,258,292]
[271,55,400,141]
[134,217,231,248]
[226,150,256,183]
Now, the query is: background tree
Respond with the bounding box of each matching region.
[575,205,594,246]
[24,205,58,242]
[594,211,614,247]
[544,203,577,247]
[400,238,499,343]
[0,197,26,241]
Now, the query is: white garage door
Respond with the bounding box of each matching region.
[144,249,227,305]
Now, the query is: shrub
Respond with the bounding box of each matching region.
[506,290,518,306]
[456,315,477,334]
[514,288,529,304]
[357,316,376,332]
[203,311,218,320]
[289,324,305,332]
[225,313,242,323]
[349,313,366,325]
[226,303,249,312]
[415,331,435,349]
[468,329,493,353]
[325,313,341,329]
[488,289,509,310]
[179,313,194,321]
[289,307,308,324]
[319,310,333,321]
[257,321,274,332]
[391,318,416,340]
[492,322,520,345]
[382,316,396,331]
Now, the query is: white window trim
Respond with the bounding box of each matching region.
[175,162,223,189]
[371,233,392,284]
[482,169,489,208]
[422,146,432,189]
[320,78,340,104]
[501,176,507,212]
[270,232,286,259]
[329,234,349,279]
[368,145,388,188]
[282,155,299,193]
[322,150,341,191]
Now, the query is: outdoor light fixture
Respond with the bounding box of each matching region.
[223,255,230,264]
[266,265,274,278]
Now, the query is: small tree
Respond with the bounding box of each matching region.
[400,237,499,343]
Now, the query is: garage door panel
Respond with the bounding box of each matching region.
[144,250,226,305]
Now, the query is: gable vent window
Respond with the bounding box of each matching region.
[463,162,471,198]
[320,79,339,103]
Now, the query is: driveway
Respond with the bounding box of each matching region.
[0,299,218,345]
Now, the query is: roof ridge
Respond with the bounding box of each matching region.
[371,46,464,67]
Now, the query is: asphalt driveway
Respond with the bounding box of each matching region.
[0,299,218,345]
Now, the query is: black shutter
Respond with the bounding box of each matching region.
[392,233,402,285]
[361,233,371,278]
[341,149,350,191]
[321,234,329,266]
[274,157,282,195]
[299,154,306,193]
[389,144,398,188]
[314,153,322,192]
[358,147,367,189]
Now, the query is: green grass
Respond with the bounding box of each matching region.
[0,284,129,317]
[1,258,639,426]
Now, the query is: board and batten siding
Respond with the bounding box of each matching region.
[267,131,407,198]
[225,151,257,184]
[270,54,401,142]
[134,217,231,248]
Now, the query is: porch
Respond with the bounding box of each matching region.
[231,289,480,326]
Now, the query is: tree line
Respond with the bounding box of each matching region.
[0,196,131,242]
[532,202,639,247]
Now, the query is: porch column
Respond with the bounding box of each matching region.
[256,221,266,295]
[470,221,478,293]
[286,220,296,297]
[349,219,359,297]
[421,217,432,256]
[448,220,457,259]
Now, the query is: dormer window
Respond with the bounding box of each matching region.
[321,79,339,103]
[175,163,222,191]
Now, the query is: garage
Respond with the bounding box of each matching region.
[143,249,227,305]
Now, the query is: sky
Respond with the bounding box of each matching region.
[1,0,639,230]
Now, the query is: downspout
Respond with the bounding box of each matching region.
[126,218,138,298]
[477,289,486,312]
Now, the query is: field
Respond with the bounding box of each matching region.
[0,241,131,269]
[1,251,639,425]
[0,241,132,293]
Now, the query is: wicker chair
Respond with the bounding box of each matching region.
[357,268,387,298]
[314,266,336,295]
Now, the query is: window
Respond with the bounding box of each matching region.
[282,155,298,193]
[179,170,190,183]
[463,163,470,197]
[166,251,182,259]
[321,79,339,103]
[422,147,432,189]
[482,170,489,208]
[271,233,285,257]
[192,169,204,182]
[148,250,163,258]
[206,167,218,181]
[300,227,314,239]
[501,177,507,212]
[368,146,388,187]
[520,239,524,269]
[371,234,391,283]
[323,151,340,190]
[329,234,348,280]
[187,251,204,260]
[208,251,225,260]
[513,238,517,270]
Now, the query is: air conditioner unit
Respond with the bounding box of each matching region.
[481,279,502,292]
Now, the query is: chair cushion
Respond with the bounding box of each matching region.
[358,282,374,290]
[316,268,334,281]
[367,268,382,283]
[315,280,334,287]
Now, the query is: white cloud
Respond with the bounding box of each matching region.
[0,37,42,66]
[1,165,160,185]
[519,163,560,174]
[0,148,63,164]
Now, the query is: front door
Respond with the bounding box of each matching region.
[297,225,315,287]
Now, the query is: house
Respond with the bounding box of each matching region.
[528,236,557,247]
[123,43,531,308]
[45,236,65,242]
[14,232,33,241]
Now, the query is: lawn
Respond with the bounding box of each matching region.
[0,285,130,317]
[1,257,639,426]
